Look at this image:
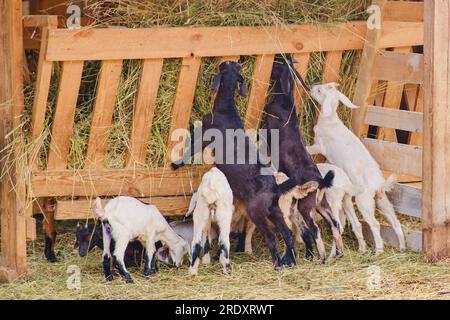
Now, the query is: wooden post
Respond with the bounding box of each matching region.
[422,0,450,261]
[0,0,28,281]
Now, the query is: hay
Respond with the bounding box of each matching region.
[0,222,449,300]
[2,0,440,299]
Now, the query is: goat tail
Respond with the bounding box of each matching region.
[319,170,335,189]
[315,170,334,206]
[94,197,106,220]
[278,178,298,195]
[185,191,199,218]
[381,174,397,193]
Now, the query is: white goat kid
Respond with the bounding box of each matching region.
[94,196,190,283]
[317,163,366,256]
[189,167,234,275]
[308,83,406,254]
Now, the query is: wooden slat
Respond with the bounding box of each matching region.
[373,51,423,84]
[221,56,240,63]
[47,60,84,169]
[422,0,450,261]
[376,47,412,142]
[85,60,123,169]
[244,54,275,130]
[351,0,387,137]
[292,52,310,112]
[55,196,192,220]
[30,166,210,198]
[409,86,424,146]
[363,138,422,177]
[23,14,58,27]
[387,183,422,219]
[43,21,423,61]
[384,1,424,22]
[322,51,343,83]
[30,27,53,169]
[126,59,163,168]
[166,56,201,164]
[26,218,37,241]
[365,105,423,133]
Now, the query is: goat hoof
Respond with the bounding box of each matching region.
[170,162,181,170]
[202,254,211,265]
[273,261,283,271]
[281,254,296,268]
[223,263,232,274]
[124,276,134,284]
[375,248,384,256]
[45,252,57,263]
[305,251,314,261]
[105,275,114,282]
[189,267,198,276]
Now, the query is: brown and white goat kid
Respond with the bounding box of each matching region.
[188,167,234,275]
[94,196,190,283]
[308,83,406,253]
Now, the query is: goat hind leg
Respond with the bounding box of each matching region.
[375,191,406,251]
[355,192,383,254]
[189,207,209,275]
[342,194,366,252]
[113,237,134,284]
[268,205,296,267]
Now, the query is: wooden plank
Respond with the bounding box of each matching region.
[365,105,423,133]
[373,51,423,84]
[47,60,84,169]
[0,0,27,280]
[30,27,53,169]
[377,47,412,142]
[23,14,58,27]
[363,138,422,177]
[387,183,422,218]
[85,60,123,169]
[351,0,387,137]
[126,59,163,168]
[26,217,37,241]
[384,1,424,22]
[322,51,343,83]
[362,222,422,252]
[55,196,192,220]
[422,0,450,261]
[244,54,275,130]
[292,52,310,112]
[30,166,210,198]
[43,21,422,61]
[409,85,424,146]
[166,56,201,164]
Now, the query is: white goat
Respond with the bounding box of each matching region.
[94,196,190,283]
[317,163,366,256]
[189,167,234,275]
[308,82,406,253]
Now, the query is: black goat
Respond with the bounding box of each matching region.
[172,61,301,270]
[261,54,344,262]
[75,222,168,271]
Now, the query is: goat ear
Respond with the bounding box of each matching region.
[211,73,222,93]
[336,90,359,109]
[321,93,334,117]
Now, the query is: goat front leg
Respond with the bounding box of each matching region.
[41,198,57,262]
[143,239,157,277]
[244,220,256,254]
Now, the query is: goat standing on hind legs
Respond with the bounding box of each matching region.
[308,82,406,254]
[261,55,344,263]
[171,61,302,270]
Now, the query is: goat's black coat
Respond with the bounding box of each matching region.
[172,61,297,269]
[261,54,341,260]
